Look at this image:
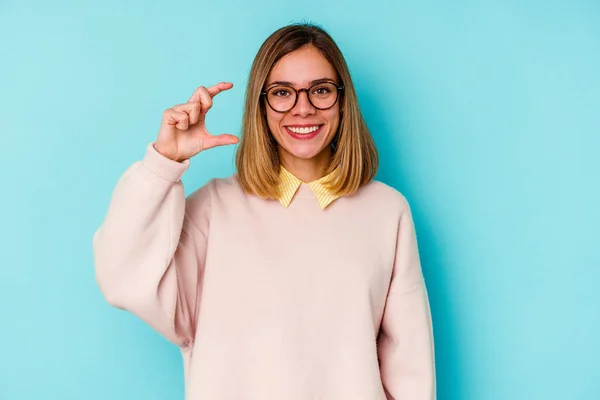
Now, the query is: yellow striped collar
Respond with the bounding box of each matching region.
[278,166,341,210]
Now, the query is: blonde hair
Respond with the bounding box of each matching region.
[236,23,378,199]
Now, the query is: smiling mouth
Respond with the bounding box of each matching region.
[285,125,323,134]
[284,124,324,140]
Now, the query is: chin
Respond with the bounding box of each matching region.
[283,145,326,160]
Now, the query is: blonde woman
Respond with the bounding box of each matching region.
[93,23,436,399]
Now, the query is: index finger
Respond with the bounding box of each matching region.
[188,82,233,102]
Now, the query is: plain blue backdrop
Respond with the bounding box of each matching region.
[1,1,598,399]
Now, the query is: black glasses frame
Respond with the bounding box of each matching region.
[261,82,345,113]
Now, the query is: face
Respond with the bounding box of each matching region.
[264,45,341,168]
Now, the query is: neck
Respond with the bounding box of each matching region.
[279,146,332,183]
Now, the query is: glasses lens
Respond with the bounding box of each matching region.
[308,82,338,109]
[267,86,296,112]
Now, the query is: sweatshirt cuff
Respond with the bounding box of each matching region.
[141,142,190,182]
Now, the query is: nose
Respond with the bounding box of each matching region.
[290,90,316,117]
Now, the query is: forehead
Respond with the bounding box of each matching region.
[267,46,337,86]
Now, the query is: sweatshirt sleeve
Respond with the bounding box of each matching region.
[92,142,211,349]
[377,201,436,399]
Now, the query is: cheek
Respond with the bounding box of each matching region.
[266,109,284,134]
[324,109,340,134]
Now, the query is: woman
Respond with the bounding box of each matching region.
[93,23,436,399]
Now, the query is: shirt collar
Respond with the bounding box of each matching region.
[278,166,341,210]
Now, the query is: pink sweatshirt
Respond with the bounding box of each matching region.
[93,142,436,399]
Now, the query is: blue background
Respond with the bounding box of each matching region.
[1,1,598,399]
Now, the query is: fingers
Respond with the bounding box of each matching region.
[163,108,190,130]
[188,82,233,103]
[196,87,213,115]
[173,89,210,122]
[172,102,201,125]
[202,133,239,150]
[184,82,233,121]
[206,82,234,97]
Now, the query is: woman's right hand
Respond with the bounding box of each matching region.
[154,82,239,162]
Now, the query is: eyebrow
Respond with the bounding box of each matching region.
[266,78,336,88]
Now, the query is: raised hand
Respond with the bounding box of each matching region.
[154,82,239,162]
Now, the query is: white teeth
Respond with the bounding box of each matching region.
[287,125,320,134]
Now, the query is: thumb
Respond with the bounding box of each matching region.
[203,134,239,150]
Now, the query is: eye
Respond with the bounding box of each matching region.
[271,88,292,97]
[312,86,332,96]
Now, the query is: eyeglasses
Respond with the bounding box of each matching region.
[261,81,344,113]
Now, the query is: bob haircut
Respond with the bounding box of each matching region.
[236,23,378,199]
